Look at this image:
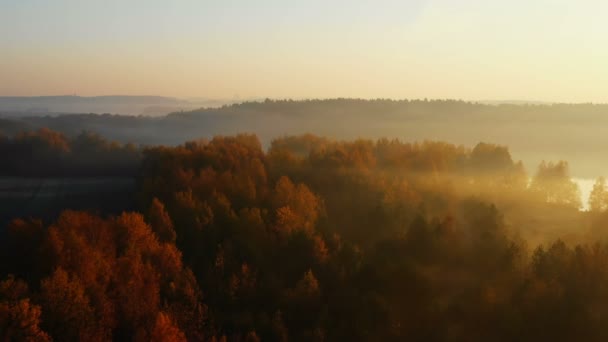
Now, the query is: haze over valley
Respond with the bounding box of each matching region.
[4,1,608,341]
[2,98,607,180]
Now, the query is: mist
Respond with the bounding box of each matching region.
[5,0,608,340]
[3,99,608,179]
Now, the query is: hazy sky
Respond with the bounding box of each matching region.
[2,0,608,101]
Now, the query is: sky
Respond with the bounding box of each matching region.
[1,0,608,102]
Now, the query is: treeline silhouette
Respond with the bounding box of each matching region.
[4,132,608,340]
[5,99,608,177]
[0,128,140,177]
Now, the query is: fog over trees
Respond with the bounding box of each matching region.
[3,127,608,340]
[5,0,608,339]
[3,99,608,177]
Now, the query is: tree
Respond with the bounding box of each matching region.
[0,299,51,342]
[530,161,581,208]
[39,268,100,341]
[273,176,322,235]
[291,269,320,299]
[0,276,50,342]
[149,312,187,342]
[469,142,514,173]
[0,275,29,302]
[589,177,608,212]
[147,198,177,243]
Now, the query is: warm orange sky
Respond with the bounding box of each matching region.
[2,0,608,102]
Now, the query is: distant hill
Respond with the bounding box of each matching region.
[0,95,240,116]
[478,100,554,105]
[2,98,608,178]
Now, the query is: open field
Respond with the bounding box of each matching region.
[0,177,136,225]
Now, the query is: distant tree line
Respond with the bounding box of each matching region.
[4,99,608,178]
[0,128,141,177]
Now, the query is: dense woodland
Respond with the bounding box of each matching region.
[4,129,608,340]
[6,99,608,177]
[0,128,140,177]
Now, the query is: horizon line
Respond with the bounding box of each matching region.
[3,95,608,106]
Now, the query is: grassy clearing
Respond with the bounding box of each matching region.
[0,177,136,224]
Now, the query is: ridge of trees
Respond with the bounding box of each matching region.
[0,128,141,177]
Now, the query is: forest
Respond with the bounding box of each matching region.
[3,128,608,341]
[0,128,140,177]
[6,99,608,177]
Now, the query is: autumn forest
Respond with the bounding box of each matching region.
[2,126,608,341]
[7,0,608,339]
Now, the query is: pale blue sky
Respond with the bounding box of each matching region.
[1,0,607,101]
